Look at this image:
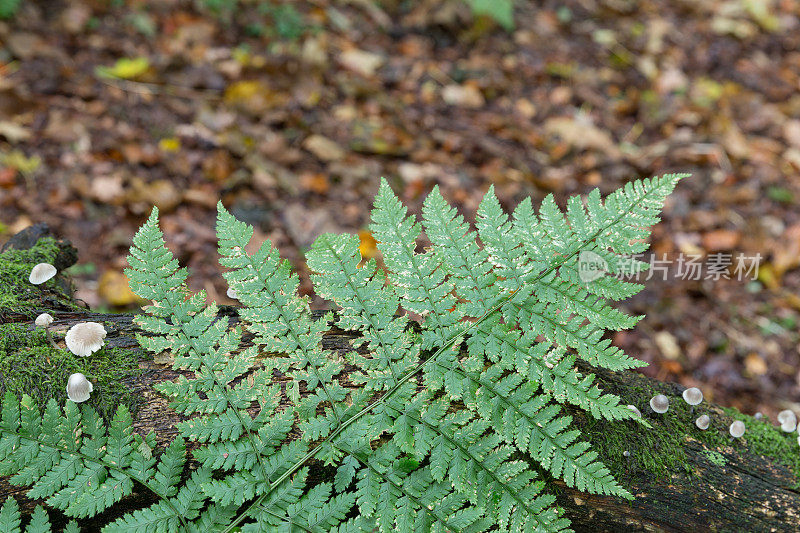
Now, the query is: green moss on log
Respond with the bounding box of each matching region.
[0,236,79,318]
[579,381,697,482]
[0,323,143,421]
[579,374,800,487]
[725,408,800,487]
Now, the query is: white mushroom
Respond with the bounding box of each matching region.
[729,420,746,438]
[778,410,797,432]
[695,414,710,430]
[29,263,57,285]
[754,412,763,420]
[65,322,107,357]
[626,405,642,418]
[66,373,93,403]
[649,394,669,414]
[35,313,53,327]
[226,287,238,300]
[682,387,703,406]
[35,313,56,347]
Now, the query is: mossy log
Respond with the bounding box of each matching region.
[2,228,800,532]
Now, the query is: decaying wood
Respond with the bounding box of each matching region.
[2,229,799,532]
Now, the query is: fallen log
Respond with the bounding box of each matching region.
[1,228,799,532]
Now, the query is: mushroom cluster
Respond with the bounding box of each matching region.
[29,263,107,405]
[639,388,753,443]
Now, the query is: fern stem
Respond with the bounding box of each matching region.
[224,296,510,533]
[163,291,277,512]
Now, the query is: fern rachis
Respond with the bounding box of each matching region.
[0,173,686,531]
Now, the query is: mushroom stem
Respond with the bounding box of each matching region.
[44,327,57,349]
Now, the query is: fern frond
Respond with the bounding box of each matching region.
[0,497,21,533]
[308,230,569,531]
[217,202,347,440]
[105,471,213,532]
[103,500,181,533]
[0,395,187,527]
[0,498,63,533]
[27,506,52,533]
[371,179,460,350]
[2,174,682,530]
[128,208,315,526]
[150,438,185,498]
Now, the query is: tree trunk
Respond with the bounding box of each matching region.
[2,228,798,532]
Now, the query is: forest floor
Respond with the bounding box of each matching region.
[1,0,800,418]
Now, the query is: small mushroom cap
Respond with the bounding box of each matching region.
[35,313,54,327]
[695,414,710,430]
[65,322,107,357]
[781,419,797,433]
[623,450,631,457]
[754,412,763,420]
[66,373,93,403]
[682,387,703,406]
[226,287,238,300]
[626,405,642,418]
[29,263,57,285]
[777,410,797,427]
[649,394,669,414]
[729,420,746,438]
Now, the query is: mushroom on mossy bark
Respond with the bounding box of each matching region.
[729,420,746,438]
[650,394,669,414]
[682,387,703,405]
[626,405,642,418]
[65,322,107,357]
[66,373,93,403]
[29,263,56,285]
[682,387,703,416]
[34,313,56,348]
[778,410,797,433]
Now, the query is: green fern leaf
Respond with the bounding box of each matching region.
[150,438,186,498]
[27,506,53,533]
[103,500,181,533]
[0,497,21,533]
[1,173,684,530]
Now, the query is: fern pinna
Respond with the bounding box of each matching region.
[0,174,686,531]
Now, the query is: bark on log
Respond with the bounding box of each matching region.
[2,229,799,532]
